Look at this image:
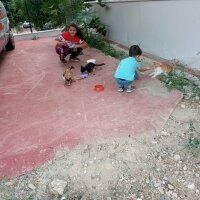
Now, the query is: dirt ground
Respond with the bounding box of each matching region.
[0,97,199,200]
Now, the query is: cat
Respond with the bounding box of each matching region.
[150,62,175,77]
[139,62,175,77]
[81,62,105,74]
[63,66,74,86]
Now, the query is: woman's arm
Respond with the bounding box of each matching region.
[56,41,68,47]
[74,41,88,49]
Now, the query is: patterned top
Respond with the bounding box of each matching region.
[58,31,83,48]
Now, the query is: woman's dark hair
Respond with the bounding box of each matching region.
[129,45,142,57]
[68,23,84,40]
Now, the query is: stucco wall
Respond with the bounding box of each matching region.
[93,0,200,70]
[14,29,62,41]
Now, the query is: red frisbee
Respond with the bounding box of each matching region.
[94,84,104,92]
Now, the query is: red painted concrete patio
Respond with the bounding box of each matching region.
[0,37,182,177]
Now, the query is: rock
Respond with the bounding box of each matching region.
[168,184,174,190]
[154,182,161,188]
[172,192,178,198]
[107,197,112,200]
[146,179,150,184]
[158,187,164,194]
[28,183,36,191]
[96,176,101,182]
[163,177,168,181]
[161,130,170,136]
[173,154,181,161]
[4,181,14,186]
[91,173,96,179]
[166,190,172,196]
[183,165,187,171]
[84,163,88,167]
[181,104,186,108]
[156,168,161,172]
[49,179,68,196]
[187,183,195,190]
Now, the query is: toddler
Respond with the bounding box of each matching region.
[114,45,142,93]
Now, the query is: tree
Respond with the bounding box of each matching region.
[25,0,48,30]
[41,0,85,27]
[3,0,102,30]
[3,0,25,28]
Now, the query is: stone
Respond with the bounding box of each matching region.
[28,183,36,191]
[174,154,181,161]
[84,163,88,167]
[166,190,172,196]
[49,179,68,196]
[181,104,186,108]
[168,184,174,190]
[188,183,195,190]
[183,166,187,171]
[161,130,170,136]
[154,182,161,188]
[158,187,164,194]
[172,192,178,198]
[4,181,14,186]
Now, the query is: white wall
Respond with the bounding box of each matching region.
[93,0,200,70]
[14,29,62,41]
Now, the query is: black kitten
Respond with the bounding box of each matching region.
[81,62,105,74]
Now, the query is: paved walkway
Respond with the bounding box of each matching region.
[0,37,182,177]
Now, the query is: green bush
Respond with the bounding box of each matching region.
[86,35,127,59]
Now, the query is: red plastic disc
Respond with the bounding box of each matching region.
[94,84,104,92]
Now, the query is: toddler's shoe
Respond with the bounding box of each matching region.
[126,86,135,93]
[118,87,124,92]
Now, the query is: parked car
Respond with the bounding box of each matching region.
[0,0,15,53]
[22,21,31,28]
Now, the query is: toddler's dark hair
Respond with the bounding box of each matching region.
[129,45,142,57]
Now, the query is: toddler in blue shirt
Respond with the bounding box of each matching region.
[114,45,142,93]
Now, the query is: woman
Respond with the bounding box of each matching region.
[55,23,88,63]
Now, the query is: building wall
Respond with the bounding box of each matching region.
[93,0,200,70]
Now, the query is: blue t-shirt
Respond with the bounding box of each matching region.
[114,57,140,81]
